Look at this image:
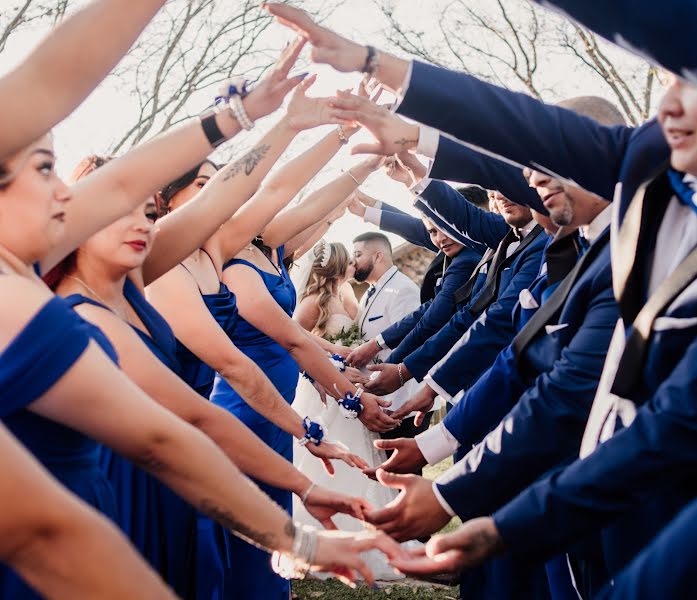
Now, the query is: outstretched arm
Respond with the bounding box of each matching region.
[0,0,166,161]
[0,423,174,599]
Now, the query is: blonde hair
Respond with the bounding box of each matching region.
[301,241,350,335]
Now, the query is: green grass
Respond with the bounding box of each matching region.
[292,457,461,599]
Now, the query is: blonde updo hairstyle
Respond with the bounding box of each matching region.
[301,240,350,335]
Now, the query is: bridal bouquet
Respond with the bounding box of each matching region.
[324,323,361,348]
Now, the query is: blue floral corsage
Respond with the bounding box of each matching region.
[334,385,364,419]
[297,417,324,447]
[329,354,347,372]
[301,370,315,384]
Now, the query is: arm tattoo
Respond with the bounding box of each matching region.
[198,499,295,552]
[222,143,271,182]
[394,138,418,148]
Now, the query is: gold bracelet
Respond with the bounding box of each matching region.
[347,170,361,185]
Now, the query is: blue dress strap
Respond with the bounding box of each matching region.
[0,297,90,415]
[223,257,264,273]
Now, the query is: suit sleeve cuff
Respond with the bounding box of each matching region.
[375,333,391,351]
[410,176,432,197]
[416,125,441,159]
[432,482,456,518]
[390,60,414,114]
[364,206,382,226]
[415,421,460,465]
[424,373,452,402]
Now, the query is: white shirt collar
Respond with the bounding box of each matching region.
[371,265,398,290]
[517,219,536,239]
[580,203,613,244]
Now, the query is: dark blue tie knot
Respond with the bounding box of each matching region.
[366,285,376,300]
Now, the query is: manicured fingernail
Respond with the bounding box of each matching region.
[297,71,309,79]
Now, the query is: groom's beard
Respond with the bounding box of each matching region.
[353,260,374,283]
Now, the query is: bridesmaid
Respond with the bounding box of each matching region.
[0,50,402,600]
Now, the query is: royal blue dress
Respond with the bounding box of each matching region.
[0,296,120,599]
[68,278,198,599]
[206,246,298,600]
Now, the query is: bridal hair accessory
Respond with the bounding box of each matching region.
[315,239,331,268]
[334,384,364,419]
[271,524,318,580]
[297,417,324,447]
[329,353,347,372]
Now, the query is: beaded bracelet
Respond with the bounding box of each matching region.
[297,417,324,447]
[334,385,364,419]
[215,77,254,131]
[397,363,405,388]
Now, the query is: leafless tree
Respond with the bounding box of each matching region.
[0,0,70,53]
[378,0,656,125]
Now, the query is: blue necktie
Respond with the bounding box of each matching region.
[668,169,697,217]
[365,285,376,301]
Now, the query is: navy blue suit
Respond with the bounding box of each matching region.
[397,228,546,384]
[532,0,697,85]
[395,56,697,581]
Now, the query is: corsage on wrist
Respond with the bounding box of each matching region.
[301,370,315,383]
[271,524,318,580]
[334,385,364,419]
[329,353,347,372]
[216,77,254,131]
[297,417,324,447]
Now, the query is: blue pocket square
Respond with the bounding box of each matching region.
[368,315,383,322]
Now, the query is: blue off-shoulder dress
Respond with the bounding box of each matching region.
[0,296,120,599]
[68,278,199,599]
[206,247,298,600]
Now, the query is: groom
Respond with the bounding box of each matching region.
[352,232,426,441]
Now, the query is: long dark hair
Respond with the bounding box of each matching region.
[158,159,219,215]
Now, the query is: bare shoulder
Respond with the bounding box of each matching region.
[0,275,60,349]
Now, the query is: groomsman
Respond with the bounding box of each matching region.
[351,232,424,439]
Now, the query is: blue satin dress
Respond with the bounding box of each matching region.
[206,246,298,600]
[0,296,119,599]
[68,278,198,599]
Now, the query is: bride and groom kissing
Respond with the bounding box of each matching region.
[291,231,425,579]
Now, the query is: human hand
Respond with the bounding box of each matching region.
[386,152,427,187]
[364,469,450,542]
[390,385,437,425]
[306,439,369,476]
[352,188,380,208]
[312,381,329,406]
[346,339,380,368]
[346,195,366,218]
[302,484,372,529]
[358,391,400,432]
[390,517,505,577]
[343,366,370,386]
[284,74,335,131]
[243,36,309,122]
[329,93,420,156]
[365,362,409,395]
[362,438,427,481]
[263,3,369,74]
[340,80,381,137]
[311,529,407,587]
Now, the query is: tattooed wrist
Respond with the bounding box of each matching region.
[222,143,271,181]
[199,499,283,551]
[393,137,418,149]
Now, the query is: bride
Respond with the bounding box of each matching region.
[292,239,407,581]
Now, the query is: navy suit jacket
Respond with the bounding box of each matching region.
[396,56,697,576]
[435,232,617,518]
[531,0,697,85]
[398,228,547,383]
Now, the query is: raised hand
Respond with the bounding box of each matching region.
[385,152,427,187]
[346,195,367,218]
[352,189,380,208]
[243,36,309,122]
[362,438,427,481]
[346,339,380,368]
[311,529,407,588]
[263,3,369,73]
[359,391,400,432]
[306,439,369,476]
[365,362,407,395]
[364,469,451,542]
[390,517,505,577]
[390,385,437,425]
[328,93,421,156]
[302,484,373,530]
[284,74,336,131]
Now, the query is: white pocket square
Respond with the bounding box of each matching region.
[519,289,539,310]
[545,323,569,334]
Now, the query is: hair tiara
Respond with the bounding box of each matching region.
[315,239,331,268]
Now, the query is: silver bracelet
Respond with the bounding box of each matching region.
[300,482,316,504]
[397,363,405,387]
[271,524,318,580]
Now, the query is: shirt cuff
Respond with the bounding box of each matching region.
[363,206,382,226]
[416,125,440,159]
[424,373,452,402]
[390,60,414,114]
[410,176,432,197]
[375,333,391,351]
[415,421,460,465]
[432,481,456,518]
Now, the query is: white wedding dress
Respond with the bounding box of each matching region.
[292,313,411,581]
